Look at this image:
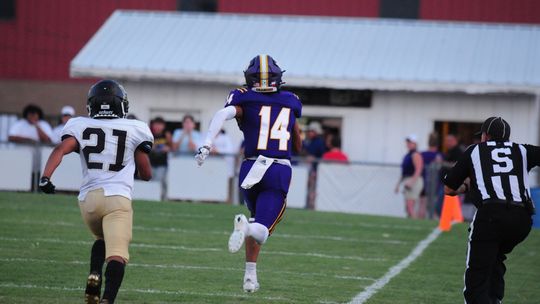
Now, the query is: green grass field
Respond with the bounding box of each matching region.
[0,192,539,303]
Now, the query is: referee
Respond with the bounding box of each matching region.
[443,116,539,304]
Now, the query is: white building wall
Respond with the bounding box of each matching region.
[302,91,537,164]
[368,91,538,164]
[124,81,246,150]
[122,81,538,166]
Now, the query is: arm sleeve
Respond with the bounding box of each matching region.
[443,146,473,190]
[525,144,540,170]
[203,106,237,147]
[136,123,154,154]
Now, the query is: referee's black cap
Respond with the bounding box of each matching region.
[476,117,511,141]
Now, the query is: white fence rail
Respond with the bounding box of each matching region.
[9,144,538,218]
[0,146,34,191]
[316,163,405,217]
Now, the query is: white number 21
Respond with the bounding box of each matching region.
[257,106,291,151]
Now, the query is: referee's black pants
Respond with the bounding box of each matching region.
[464,204,532,304]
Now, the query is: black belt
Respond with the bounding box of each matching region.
[481,199,524,208]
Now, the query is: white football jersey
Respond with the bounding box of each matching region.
[61,117,154,201]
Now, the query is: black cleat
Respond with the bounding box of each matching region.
[85,272,102,304]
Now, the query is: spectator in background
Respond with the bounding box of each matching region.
[8,104,53,144]
[172,114,201,155]
[213,129,235,177]
[322,134,349,163]
[213,129,236,203]
[303,121,326,159]
[461,136,481,221]
[51,106,75,144]
[443,134,463,166]
[438,134,464,216]
[149,117,172,184]
[420,133,443,219]
[303,121,326,209]
[395,134,424,218]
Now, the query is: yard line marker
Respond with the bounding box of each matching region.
[0,282,290,301]
[0,257,376,281]
[266,250,387,262]
[348,227,442,304]
[291,219,430,231]
[0,218,410,245]
[0,236,385,262]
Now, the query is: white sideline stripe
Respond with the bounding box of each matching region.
[0,282,290,301]
[0,236,385,262]
[348,228,442,304]
[0,218,410,245]
[0,257,376,282]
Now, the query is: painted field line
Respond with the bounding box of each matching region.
[0,236,385,262]
[0,218,410,245]
[291,219,431,231]
[0,282,290,302]
[0,257,376,282]
[348,227,442,304]
[266,250,386,262]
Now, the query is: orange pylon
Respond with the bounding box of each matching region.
[438,195,464,231]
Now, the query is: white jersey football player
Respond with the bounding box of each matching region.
[40,80,153,304]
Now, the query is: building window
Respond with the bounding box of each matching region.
[178,0,217,12]
[0,0,16,20]
[380,0,419,19]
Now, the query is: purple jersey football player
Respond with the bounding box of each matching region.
[195,54,302,292]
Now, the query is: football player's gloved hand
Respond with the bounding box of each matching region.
[195,146,211,166]
[39,176,55,194]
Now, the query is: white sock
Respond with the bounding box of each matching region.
[248,222,269,244]
[245,262,257,279]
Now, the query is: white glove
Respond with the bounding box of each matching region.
[195,146,211,166]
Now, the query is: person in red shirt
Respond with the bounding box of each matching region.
[322,135,349,163]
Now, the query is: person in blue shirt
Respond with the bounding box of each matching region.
[395,134,424,218]
[172,115,201,155]
[304,121,326,158]
[195,55,302,293]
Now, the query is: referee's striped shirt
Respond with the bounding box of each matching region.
[444,141,540,206]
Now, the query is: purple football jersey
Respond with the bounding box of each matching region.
[226,88,302,159]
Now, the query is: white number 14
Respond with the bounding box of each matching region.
[257,106,291,151]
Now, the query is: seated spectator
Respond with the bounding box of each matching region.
[322,135,349,163]
[172,115,201,155]
[51,106,75,144]
[8,104,53,144]
[149,117,172,183]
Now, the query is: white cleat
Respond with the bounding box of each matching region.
[243,278,260,293]
[228,214,248,253]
